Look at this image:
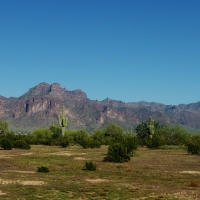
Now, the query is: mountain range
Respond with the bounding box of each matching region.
[1,82,200,133]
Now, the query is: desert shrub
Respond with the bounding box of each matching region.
[189,180,198,187]
[0,120,9,134]
[136,121,163,139]
[104,142,130,163]
[49,125,62,140]
[30,128,52,145]
[37,166,50,172]
[120,133,138,155]
[89,139,101,148]
[91,129,105,144]
[60,138,70,148]
[83,161,97,171]
[186,134,200,155]
[74,129,89,144]
[140,125,189,149]
[1,138,13,150]
[144,133,164,149]
[157,125,189,146]
[14,139,31,149]
[104,123,124,144]
[79,137,101,149]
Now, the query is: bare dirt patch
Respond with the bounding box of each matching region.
[0,190,6,196]
[0,155,17,159]
[74,157,88,160]
[0,178,17,185]
[48,151,72,156]
[85,178,111,183]
[20,181,46,186]
[21,153,33,156]
[49,151,86,157]
[180,171,200,174]
[0,178,46,186]
[3,170,35,174]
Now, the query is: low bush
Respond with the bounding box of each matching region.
[79,137,101,149]
[1,138,13,150]
[37,166,50,172]
[186,134,200,155]
[120,133,138,155]
[14,139,31,149]
[60,138,69,148]
[189,180,198,187]
[83,161,97,171]
[104,142,130,163]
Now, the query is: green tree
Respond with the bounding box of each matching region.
[186,134,200,155]
[91,129,105,144]
[104,123,124,144]
[30,128,52,145]
[0,120,9,134]
[136,120,163,138]
[104,142,130,163]
[49,125,62,140]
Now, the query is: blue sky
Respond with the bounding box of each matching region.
[1,0,200,105]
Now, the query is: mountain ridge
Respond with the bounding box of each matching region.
[1,82,200,133]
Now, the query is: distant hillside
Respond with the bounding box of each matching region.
[1,82,200,133]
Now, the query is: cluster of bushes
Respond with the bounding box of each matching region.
[1,118,200,162]
[0,132,30,150]
[186,134,200,155]
[29,127,102,149]
[135,119,200,156]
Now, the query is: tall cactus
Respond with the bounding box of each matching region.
[146,116,155,139]
[58,106,68,136]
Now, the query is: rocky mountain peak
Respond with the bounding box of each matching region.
[21,82,50,97]
[19,82,87,101]
[1,82,200,133]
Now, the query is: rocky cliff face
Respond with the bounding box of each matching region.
[0,82,200,133]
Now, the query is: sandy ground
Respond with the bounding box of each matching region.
[0,178,46,186]
[180,171,200,174]
[85,178,111,183]
[0,190,6,196]
[3,170,35,174]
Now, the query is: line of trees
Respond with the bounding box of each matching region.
[0,118,200,162]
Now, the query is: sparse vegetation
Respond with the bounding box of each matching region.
[104,142,131,163]
[37,166,50,172]
[1,138,13,150]
[0,145,200,199]
[83,161,97,171]
[186,134,200,155]
[1,119,200,199]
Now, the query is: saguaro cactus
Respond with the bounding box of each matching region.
[146,116,155,139]
[58,106,68,136]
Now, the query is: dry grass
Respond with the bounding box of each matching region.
[0,145,200,199]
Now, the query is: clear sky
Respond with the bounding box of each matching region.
[1,0,200,105]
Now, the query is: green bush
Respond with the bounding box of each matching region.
[120,133,138,155]
[37,166,50,172]
[79,137,101,149]
[187,134,200,155]
[144,133,163,149]
[1,138,13,150]
[14,139,31,150]
[104,142,130,163]
[140,125,189,149]
[83,161,97,171]
[30,128,52,145]
[60,138,69,148]
[0,120,9,134]
[104,123,124,144]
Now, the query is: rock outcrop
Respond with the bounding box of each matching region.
[0,82,200,133]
